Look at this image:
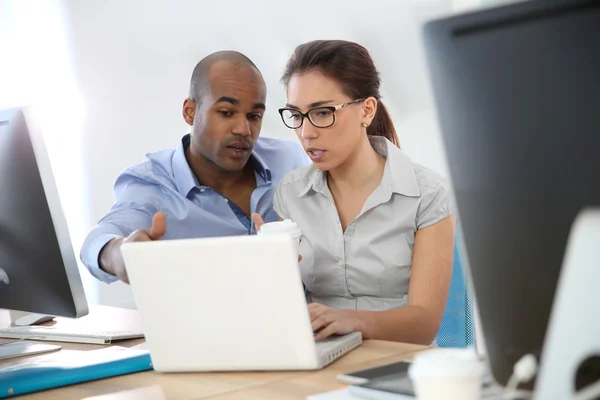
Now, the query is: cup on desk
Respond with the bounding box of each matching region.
[258,219,302,261]
[408,348,484,400]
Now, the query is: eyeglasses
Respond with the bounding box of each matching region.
[278,98,365,129]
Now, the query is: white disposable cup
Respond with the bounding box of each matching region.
[258,219,302,260]
[408,348,484,400]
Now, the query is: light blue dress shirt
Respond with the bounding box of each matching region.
[81,134,310,284]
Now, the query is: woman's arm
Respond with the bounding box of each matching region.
[360,215,455,344]
[311,215,455,345]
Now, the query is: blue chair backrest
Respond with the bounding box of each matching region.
[435,229,476,348]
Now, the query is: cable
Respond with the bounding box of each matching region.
[505,353,538,398]
[574,379,600,400]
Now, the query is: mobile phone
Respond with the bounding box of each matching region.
[336,360,411,385]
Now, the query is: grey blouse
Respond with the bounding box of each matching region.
[274,137,455,311]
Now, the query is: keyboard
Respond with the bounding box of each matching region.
[0,326,144,344]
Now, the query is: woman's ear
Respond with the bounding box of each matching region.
[362,96,378,124]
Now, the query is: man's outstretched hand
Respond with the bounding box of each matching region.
[99,212,167,284]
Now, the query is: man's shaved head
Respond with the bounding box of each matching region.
[181,50,266,174]
[189,50,263,103]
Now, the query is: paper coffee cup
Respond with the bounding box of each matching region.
[258,219,302,259]
[408,348,484,400]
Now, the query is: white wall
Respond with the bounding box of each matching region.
[0,0,97,304]
[2,0,502,319]
[58,0,458,308]
[1,0,524,354]
[4,0,514,315]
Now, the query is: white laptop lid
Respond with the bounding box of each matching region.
[121,234,320,372]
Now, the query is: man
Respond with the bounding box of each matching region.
[80,51,309,284]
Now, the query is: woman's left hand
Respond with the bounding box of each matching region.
[309,303,363,340]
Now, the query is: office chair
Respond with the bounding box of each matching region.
[435,227,476,348]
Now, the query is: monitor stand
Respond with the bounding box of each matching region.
[0,311,59,361]
[534,208,600,399]
[9,311,55,326]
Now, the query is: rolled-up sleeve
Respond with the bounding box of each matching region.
[80,171,160,284]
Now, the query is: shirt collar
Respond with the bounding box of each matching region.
[375,136,421,197]
[172,134,198,197]
[248,150,272,184]
[172,134,273,198]
[298,136,420,198]
[298,168,327,197]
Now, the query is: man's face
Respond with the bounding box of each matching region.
[185,61,266,172]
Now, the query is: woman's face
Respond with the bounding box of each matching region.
[285,70,369,171]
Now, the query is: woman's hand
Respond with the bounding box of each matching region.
[309,303,365,340]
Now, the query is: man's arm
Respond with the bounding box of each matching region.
[80,172,163,284]
[92,212,166,284]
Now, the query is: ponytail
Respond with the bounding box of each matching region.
[367,101,400,148]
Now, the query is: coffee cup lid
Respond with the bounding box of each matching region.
[258,219,302,237]
[408,348,484,380]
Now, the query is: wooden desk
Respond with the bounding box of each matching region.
[0,306,427,400]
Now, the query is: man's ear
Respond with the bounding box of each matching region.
[182,98,196,126]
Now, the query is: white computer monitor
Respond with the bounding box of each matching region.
[0,107,88,329]
[423,0,600,391]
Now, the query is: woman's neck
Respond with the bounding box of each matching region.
[327,135,385,191]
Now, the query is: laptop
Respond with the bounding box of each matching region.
[120,234,362,372]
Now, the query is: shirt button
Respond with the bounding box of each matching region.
[200,188,206,193]
[224,198,229,203]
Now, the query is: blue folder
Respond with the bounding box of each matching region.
[0,346,153,398]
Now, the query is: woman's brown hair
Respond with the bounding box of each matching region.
[281,40,399,147]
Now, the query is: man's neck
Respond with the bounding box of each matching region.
[327,135,385,191]
[185,147,256,193]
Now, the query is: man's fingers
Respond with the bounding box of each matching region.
[298,254,303,262]
[251,213,264,231]
[148,212,167,240]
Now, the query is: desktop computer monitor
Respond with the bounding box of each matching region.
[423,0,600,390]
[0,107,88,323]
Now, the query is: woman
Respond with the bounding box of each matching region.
[253,40,455,345]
